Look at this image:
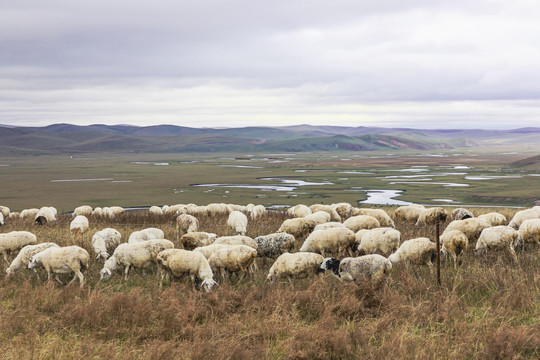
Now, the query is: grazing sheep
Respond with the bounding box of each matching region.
[102,206,125,219]
[8,212,20,220]
[180,232,217,250]
[186,204,207,216]
[321,254,392,282]
[508,209,540,230]
[343,215,380,232]
[0,231,37,265]
[314,222,346,231]
[267,252,325,283]
[388,238,437,267]
[6,242,59,279]
[451,208,474,220]
[440,230,469,268]
[157,249,218,291]
[214,235,257,249]
[516,219,540,250]
[475,226,518,263]
[353,208,395,228]
[229,204,247,213]
[278,218,316,239]
[309,204,341,222]
[356,227,401,257]
[304,211,332,226]
[393,204,425,223]
[193,244,230,259]
[227,210,248,235]
[73,205,92,217]
[91,228,122,260]
[70,215,89,235]
[254,232,296,261]
[128,227,165,244]
[477,212,507,227]
[0,206,10,218]
[249,205,267,220]
[176,214,199,241]
[35,206,57,225]
[415,207,448,227]
[149,206,163,216]
[443,218,491,243]
[332,202,354,220]
[299,228,356,258]
[28,246,89,288]
[0,213,3,226]
[20,208,40,220]
[208,245,258,281]
[100,239,174,280]
[287,204,312,218]
[207,203,230,217]
[92,207,104,216]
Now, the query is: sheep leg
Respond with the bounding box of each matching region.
[55,274,65,285]
[124,265,131,280]
[451,252,458,270]
[33,269,41,281]
[2,251,8,266]
[508,245,518,265]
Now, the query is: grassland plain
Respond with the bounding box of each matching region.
[0,208,539,359]
[0,148,539,212]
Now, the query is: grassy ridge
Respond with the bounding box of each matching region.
[0,209,539,359]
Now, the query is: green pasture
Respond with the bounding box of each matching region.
[0,149,538,212]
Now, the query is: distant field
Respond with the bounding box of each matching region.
[0,148,538,212]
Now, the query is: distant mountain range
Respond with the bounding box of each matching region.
[0,123,538,155]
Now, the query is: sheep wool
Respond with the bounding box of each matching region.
[128,227,165,244]
[451,208,474,220]
[254,232,296,260]
[508,209,540,230]
[214,235,257,250]
[321,254,392,282]
[475,226,518,263]
[388,238,437,267]
[73,205,92,217]
[287,204,312,218]
[180,232,217,250]
[443,218,491,242]
[91,228,122,260]
[227,211,248,235]
[517,219,540,248]
[415,207,448,227]
[208,245,258,280]
[0,206,10,218]
[70,215,89,235]
[193,244,230,259]
[356,227,401,257]
[278,218,316,239]
[332,202,354,220]
[149,206,163,216]
[440,230,469,268]
[299,227,356,258]
[0,231,37,264]
[477,212,507,227]
[343,215,380,232]
[393,204,425,223]
[28,246,89,288]
[176,214,199,241]
[35,206,57,225]
[314,222,346,231]
[157,249,217,291]
[309,204,341,222]
[6,242,59,278]
[353,208,395,228]
[267,252,325,283]
[304,211,332,226]
[100,242,159,281]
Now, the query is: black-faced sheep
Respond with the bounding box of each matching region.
[321,254,392,282]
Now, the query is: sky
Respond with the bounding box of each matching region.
[1,0,540,129]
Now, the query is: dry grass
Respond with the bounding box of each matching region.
[0,208,539,359]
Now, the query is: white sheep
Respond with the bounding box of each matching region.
[0,206,10,218]
[35,206,57,225]
[393,204,425,223]
[332,202,354,220]
[227,210,248,235]
[451,208,474,220]
[508,209,540,230]
[309,204,341,222]
[149,206,163,216]
[320,254,392,282]
[415,207,448,227]
[314,222,346,231]
[0,231,37,265]
[249,204,266,220]
[207,203,230,217]
[214,235,257,249]
[91,228,122,260]
[180,232,218,250]
[0,213,3,226]
[388,238,437,267]
[475,226,518,263]
[6,242,59,279]
[304,210,332,225]
[356,227,401,257]
[229,203,247,213]
[343,215,380,232]
[8,212,20,220]
[157,249,218,291]
[443,218,491,243]
[299,227,356,258]
[70,215,89,235]
[20,208,40,220]
[516,219,540,250]
[176,214,199,241]
[440,230,469,268]
[193,244,230,259]
[254,232,296,261]
[353,208,395,228]
[267,252,325,283]
[477,212,507,227]
[100,239,174,280]
[287,204,312,218]
[278,218,316,239]
[128,227,165,244]
[208,244,258,281]
[186,204,208,216]
[28,246,89,288]
[73,205,92,217]
[92,207,104,216]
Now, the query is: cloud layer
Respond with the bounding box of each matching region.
[2,0,540,128]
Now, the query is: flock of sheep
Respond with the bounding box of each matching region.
[0,202,539,292]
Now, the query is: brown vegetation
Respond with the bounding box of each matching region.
[0,209,539,359]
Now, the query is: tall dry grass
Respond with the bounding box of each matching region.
[0,208,538,359]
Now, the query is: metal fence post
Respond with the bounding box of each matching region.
[436,222,441,286]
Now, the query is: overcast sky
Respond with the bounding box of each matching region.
[1,0,540,129]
